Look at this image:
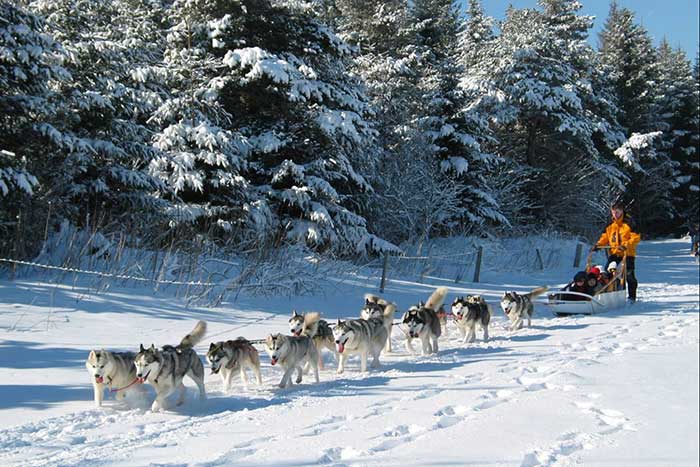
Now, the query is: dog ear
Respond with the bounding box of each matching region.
[139,343,145,352]
[291,309,298,317]
[365,298,371,306]
[150,344,155,351]
[209,342,216,351]
[336,318,342,325]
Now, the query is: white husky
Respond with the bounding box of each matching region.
[265,333,319,388]
[85,349,146,407]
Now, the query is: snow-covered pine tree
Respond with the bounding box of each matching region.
[149,0,382,255]
[410,0,504,235]
[0,2,70,255]
[471,1,624,234]
[598,3,677,233]
[27,0,168,234]
[598,1,658,133]
[655,40,700,230]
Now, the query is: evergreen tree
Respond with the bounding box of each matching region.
[27,0,168,233]
[655,40,700,229]
[411,0,504,234]
[470,1,624,233]
[0,2,70,255]
[149,0,382,254]
[598,1,658,133]
[598,3,677,233]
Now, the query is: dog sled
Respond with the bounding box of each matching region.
[545,249,627,317]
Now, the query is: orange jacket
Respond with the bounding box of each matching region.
[595,217,641,257]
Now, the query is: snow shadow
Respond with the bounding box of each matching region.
[0,340,86,369]
[176,394,294,417]
[0,384,91,410]
[387,347,514,374]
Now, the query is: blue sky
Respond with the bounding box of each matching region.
[472,0,699,60]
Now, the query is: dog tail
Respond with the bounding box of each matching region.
[364,293,381,303]
[425,286,449,311]
[303,311,321,326]
[526,286,549,300]
[382,302,396,318]
[180,320,207,348]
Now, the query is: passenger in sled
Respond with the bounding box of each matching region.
[553,271,593,301]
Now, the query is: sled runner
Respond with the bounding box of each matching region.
[545,249,628,316]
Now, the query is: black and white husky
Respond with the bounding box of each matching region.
[265,333,320,388]
[288,310,337,369]
[360,294,397,352]
[134,321,207,412]
[500,286,548,330]
[402,286,448,355]
[333,305,393,373]
[85,349,147,407]
[451,295,492,343]
[206,338,262,391]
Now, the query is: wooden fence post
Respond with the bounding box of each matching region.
[573,243,583,268]
[472,246,483,283]
[379,252,389,293]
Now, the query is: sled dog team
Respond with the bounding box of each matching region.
[86,285,548,411]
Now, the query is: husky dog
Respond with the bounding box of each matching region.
[134,321,207,412]
[85,349,146,407]
[288,310,337,370]
[360,294,397,352]
[207,338,262,391]
[402,286,448,355]
[333,306,393,374]
[265,333,319,388]
[500,287,549,330]
[451,295,492,343]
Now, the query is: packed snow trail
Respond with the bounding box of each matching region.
[0,239,697,466]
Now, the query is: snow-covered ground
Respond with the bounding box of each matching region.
[0,238,697,467]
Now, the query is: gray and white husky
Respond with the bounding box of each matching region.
[402,286,448,355]
[500,286,548,330]
[265,333,319,388]
[85,349,146,407]
[134,320,207,412]
[288,310,337,370]
[360,294,397,353]
[206,338,262,391]
[451,295,492,343]
[333,306,393,374]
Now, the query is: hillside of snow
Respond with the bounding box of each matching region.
[0,238,698,467]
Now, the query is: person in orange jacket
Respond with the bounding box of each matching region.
[592,202,641,302]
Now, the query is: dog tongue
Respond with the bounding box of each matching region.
[96,376,104,383]
[271,358,277,366]
[337,343,345,353]
[137,377,145,383]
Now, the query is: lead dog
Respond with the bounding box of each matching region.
[500,286,548,330]
[265,333,319,388]
[402,286,448,355]
[360,294,397,352]
[288,310,337,369]
[134,321,207,412]
[207,338,262,391]
[85,349,146,407]
[451,295,492,343]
